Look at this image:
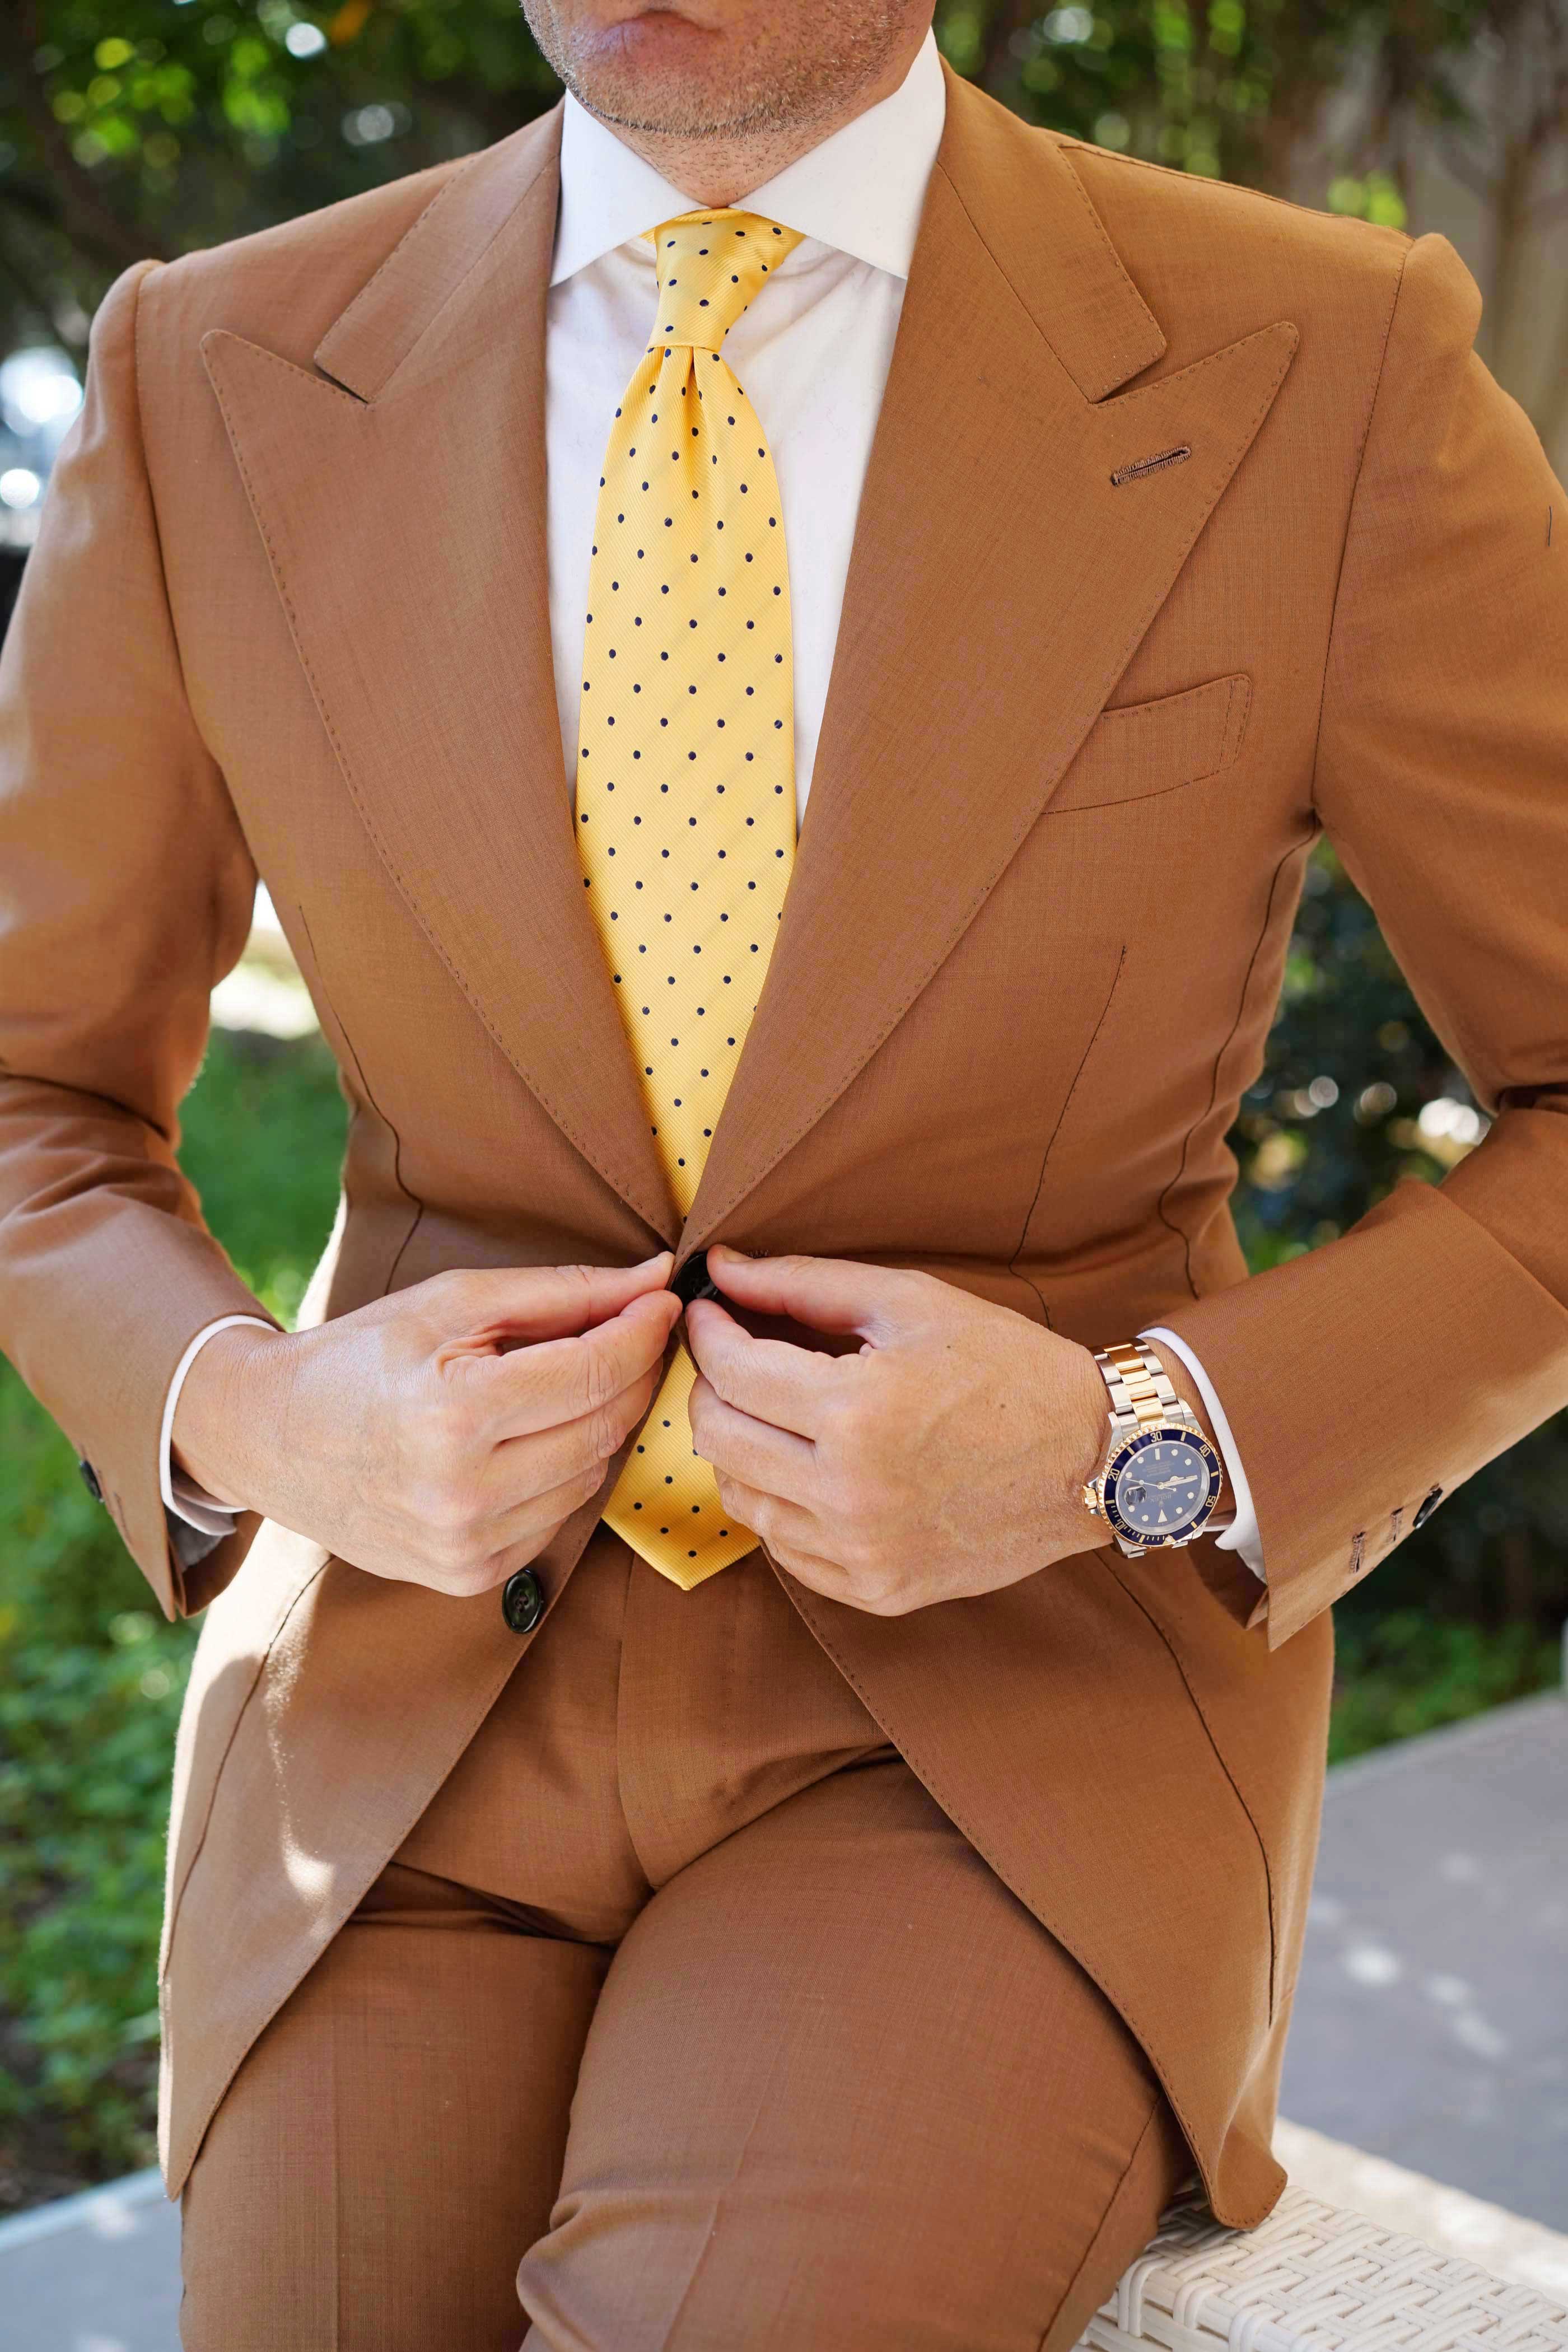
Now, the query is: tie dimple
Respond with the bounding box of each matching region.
[650,211,794,349]
[574,208,804,1591]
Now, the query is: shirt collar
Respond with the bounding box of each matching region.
[549,27,946,288]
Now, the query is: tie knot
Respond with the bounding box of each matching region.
[645,208,803,353]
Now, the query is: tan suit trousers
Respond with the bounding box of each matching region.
[179,1529,1191,2349]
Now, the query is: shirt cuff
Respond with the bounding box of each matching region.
[1138,1324,1265,1583]
[159,1314,274,1532]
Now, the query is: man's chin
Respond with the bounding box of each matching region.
[570,80,770,141]
[563,11,758,135]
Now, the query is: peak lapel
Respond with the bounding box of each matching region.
[683,73,1296,1252]
[203,107,678,1245]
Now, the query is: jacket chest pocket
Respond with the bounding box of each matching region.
[1052,673,1252,816]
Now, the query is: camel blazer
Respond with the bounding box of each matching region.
[2,62,1565,2225]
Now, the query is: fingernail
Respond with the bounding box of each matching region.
[636,1250,673,1267]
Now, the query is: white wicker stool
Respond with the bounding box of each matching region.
[1079,2190,1568,2352]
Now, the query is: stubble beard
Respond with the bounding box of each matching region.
[520,2,908,144]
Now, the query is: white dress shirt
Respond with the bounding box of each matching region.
[163,30,1264,1580]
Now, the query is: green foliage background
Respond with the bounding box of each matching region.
[0,0,1563,2206]
[0,0,1506,348]
[1,1036,349,2202]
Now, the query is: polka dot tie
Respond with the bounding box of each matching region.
[575,208,804,1589]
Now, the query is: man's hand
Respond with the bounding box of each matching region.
[685,1246,1112,1616]
[171,1255,680,1597]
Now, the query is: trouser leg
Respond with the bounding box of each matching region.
[517,1754,1189,2352]
[179,1861,607,2352]
[178,1539,1191,2348]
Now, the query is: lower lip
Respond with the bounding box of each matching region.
[601,10,718,54]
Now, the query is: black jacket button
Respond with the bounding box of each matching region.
[78,1457,104,1504]
[1412,1484,1445,1531]
[501,1566,545,1635]
[671,1249,721,1308]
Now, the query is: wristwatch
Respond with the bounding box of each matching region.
[1082,1341,1224,1558]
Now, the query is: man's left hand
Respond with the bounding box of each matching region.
[685,1245,1112,1616]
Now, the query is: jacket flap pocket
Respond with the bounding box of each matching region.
[1051,673,1252,816]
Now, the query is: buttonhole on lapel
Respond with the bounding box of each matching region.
[1110,444,1192,487]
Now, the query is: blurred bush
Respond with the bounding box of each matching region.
[1239,843,1568,1636]
[1,1032,344,2205]
[1328,1611,1560,1761]
[4,1,1564,456]
[0,0,561,351]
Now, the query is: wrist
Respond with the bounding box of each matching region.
[1057,1343,1114,1538]
[171,1323,288,1512]
[1079,1339,1230,1555]
[1138,1342,1232,1525]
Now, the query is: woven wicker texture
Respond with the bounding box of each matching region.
[1079,2190,1568,2352]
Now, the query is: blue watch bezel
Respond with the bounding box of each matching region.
[1102,1424,1224,1550]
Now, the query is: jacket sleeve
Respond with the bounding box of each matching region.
[0,261,278,1620]
[1159,230,1568,1649]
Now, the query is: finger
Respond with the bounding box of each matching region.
[400,1454,617,1601]
[489,1357,660,1494]
[688,1373,816,1501]
[761,1544,860,1604]
[707,1469,827,1566]
[485,1454,621,1556]
[442,1253,675,1347]
[684,1297,839,1436]
[704,1245,914,1342]
[483,1288,680,1439]
[442,1472,606,1597]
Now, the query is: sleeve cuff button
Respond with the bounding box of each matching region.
[1412,1484,1445,1531]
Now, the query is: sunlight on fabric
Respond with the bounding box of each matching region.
[211,884,319,1038]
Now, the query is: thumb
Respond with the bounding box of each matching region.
[705,1245,911,1342]
[446,1253,675,1346]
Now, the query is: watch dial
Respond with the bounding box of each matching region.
[1111,1437,1214,1538]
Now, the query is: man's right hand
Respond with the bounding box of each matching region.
[170,1254,680,1597]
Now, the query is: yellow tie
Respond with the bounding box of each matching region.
[576,208,805,1589]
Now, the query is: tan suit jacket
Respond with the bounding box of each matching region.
[2,63,1565,2227]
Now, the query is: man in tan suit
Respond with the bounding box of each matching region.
[2,0,1565,2340]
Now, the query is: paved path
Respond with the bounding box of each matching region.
[1282,1689,1568,2229]
[5,1689,1565,2348]
[0,2170,178,2351]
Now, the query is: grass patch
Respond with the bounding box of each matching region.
[0,1030,343,2209]
[1327,1611,1560,1766]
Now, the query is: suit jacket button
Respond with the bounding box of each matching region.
[78,1457,104,1504]
[501,1566,545,1635]
[671,1249,721,1309]
[1412,1484,1445,1531]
